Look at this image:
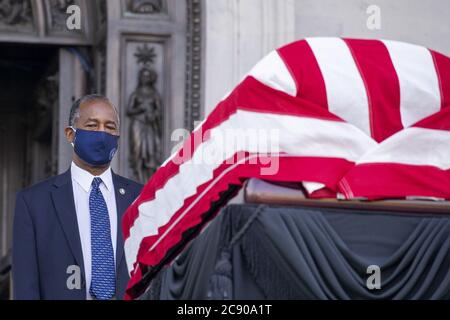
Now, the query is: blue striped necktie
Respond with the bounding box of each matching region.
[89,177,116,300]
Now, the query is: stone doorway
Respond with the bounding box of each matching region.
[0,0,203,299]
[0,43,59,258]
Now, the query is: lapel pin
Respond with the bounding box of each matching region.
[119,188,126,195]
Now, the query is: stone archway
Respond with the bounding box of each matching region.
[0,0,99,44]
[0,0,203,299]
[0,0,204,180]
[104,0,203,183]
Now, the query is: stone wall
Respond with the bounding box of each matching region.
[202,0,450,115]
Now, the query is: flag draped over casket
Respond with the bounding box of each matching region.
[122,38,450,299]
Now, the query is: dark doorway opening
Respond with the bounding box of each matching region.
[0,43,59,299]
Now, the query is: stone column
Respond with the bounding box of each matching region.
[105,0,187,181]
[57,48,88,174]
[203,0,296,115]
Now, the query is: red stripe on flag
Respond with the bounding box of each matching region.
[431,50,450,109]
[413,106,450,131]
[122,38,450,300]
[134,155,354,266]
[338,163,450,200]
[122,76,344,240]
[344,39,403,142]
[127,155,354,298]
[277,40,329,110]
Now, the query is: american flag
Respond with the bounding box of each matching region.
[122,38,450,299]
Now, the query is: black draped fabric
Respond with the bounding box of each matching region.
[139,204,450,300]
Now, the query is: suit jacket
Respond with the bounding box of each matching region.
[12,168,143,300]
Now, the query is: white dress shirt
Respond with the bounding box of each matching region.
[71,162,117,300]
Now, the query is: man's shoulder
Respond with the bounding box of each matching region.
[113,174,144,192]
[17,171,69,200]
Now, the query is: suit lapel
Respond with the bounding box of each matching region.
[112,172,132,271]
[51,170,85,279]
[51,169,134,283]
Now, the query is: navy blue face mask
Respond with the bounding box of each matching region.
[70,127,119,166]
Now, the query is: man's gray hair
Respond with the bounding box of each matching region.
[68,94,120,127]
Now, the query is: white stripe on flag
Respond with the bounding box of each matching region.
[382,40,441,127]
[248,50,297,97]
[303,182,326,194]
[306,37,371,135]
[356,127,450,169]
[125,110,377,272]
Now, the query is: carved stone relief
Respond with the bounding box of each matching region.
[126,43,164,183]
[94,0,107,94]
[98,0,106,27]
[0,0,94,42]
[31,69,59,180]
[0,0,33,31]
[49,0,74,30]
[126,0,164,14]
[46,0,84,35]
[185,0,202,130]
[33,74,58,142]
[95,40,106,94]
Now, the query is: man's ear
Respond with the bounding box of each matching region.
[64,127,75,144]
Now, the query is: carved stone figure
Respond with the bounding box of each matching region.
[34,74,58,142]
[0,0,32,26]
[49,0,75,31]
[98,0,106,26]
[185,0,202,130]
[32,72,59,178]
[128,0,163,14]
[127,44,163,182]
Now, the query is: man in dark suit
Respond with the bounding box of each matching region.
[13,94,143,300]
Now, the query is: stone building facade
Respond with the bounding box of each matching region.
[1,0,449,299]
